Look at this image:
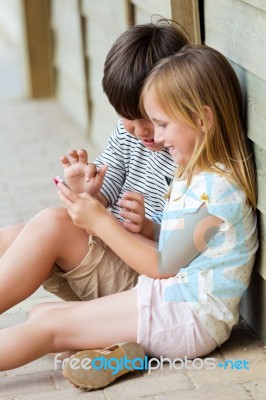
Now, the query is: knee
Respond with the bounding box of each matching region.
[34,308,63,347]
[27,303,52,320]
[0,223,24,255]
[39,207,70,225]
[31,207,72,234]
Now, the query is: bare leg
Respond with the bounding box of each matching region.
[27,301,73,320]
[27,301,81,361]
[0,290,138,370]
[0,224,24,256]
[0,207,89,314]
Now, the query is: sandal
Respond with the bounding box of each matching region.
[63,342,145,390]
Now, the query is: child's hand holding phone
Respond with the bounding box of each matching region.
[55,177,107,234]
[53,176,71,189]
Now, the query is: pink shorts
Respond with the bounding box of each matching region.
[136,275,217,360]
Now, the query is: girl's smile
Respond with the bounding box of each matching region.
[143,93,204,164]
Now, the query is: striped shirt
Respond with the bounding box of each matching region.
[94,120,175,222]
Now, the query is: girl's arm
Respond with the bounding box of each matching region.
[57,184,170,278]
[57,184,221,279]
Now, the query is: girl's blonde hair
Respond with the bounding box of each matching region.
[140,45,257,208]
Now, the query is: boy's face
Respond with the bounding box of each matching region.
[122,118,165,151]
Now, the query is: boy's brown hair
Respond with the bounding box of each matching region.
[102,19,189,120]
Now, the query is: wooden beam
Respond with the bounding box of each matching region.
[22,0,54,97]
[171,0,201,44]
[125,0,135,26]
[241,269,266,344]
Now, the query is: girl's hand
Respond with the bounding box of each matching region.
[57,182,107,232]
[118,192,146,234]
[60,149,108,196]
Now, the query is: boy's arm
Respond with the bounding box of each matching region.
[61,121,127,204]
[93,121,128,208]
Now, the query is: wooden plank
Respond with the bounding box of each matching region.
[240,268,266,344]
[81,0,128,146]
[56,71,89,133]
[171,0,201,44]
[241,0,266,12]
[204,0,266,81]
[256,210,266,280]
[132,0,201,43]
[22,0,53,97]
[254,144,266,217]
[125,0,135,26]
[229,63,266,216]
[82,0,128,60]
[51,0,89,133]
[51,0,81,38]
[0,0,23,46]
[89,102,119,150]
[230,61,266,150]
[134,7,153,24]
[131,0,172,18]
[82,0,128,27]
[53,31,85,87]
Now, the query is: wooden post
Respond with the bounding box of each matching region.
[125,0,135,26]
[171,0,201,44]
[22,0,54,97]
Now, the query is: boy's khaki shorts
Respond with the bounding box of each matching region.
[43,235,139,301]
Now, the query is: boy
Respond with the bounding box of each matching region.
[0,20,189,313]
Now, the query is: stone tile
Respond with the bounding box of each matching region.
[0,397,16,400]
[0,372,55,396]
[186,359,266,388]
[50,369,73,390]
[156,383,250,400]
[17,387,106,400]
[219,325,265,362]
[6,355,54,377]
[0,100,92,229]
[243,380,266,400]
[104,369,193,399]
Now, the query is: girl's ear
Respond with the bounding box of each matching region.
[195,106,214,133]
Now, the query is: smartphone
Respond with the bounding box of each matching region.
[53,175,71,189]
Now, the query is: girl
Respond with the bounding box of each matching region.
[0,45,258,390]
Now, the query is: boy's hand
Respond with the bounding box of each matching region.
[118,192,158,239]
[84,163,108,197]
[118,192,146,234]
[60,149,88,193]
[61,149,108,196]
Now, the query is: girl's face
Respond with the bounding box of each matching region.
[121,118,164,151]
[143,92,204,165]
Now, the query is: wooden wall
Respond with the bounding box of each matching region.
[204,0,266,343]
[51,0,88,131]
[49,0,200,149]
[80,0,128,148]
